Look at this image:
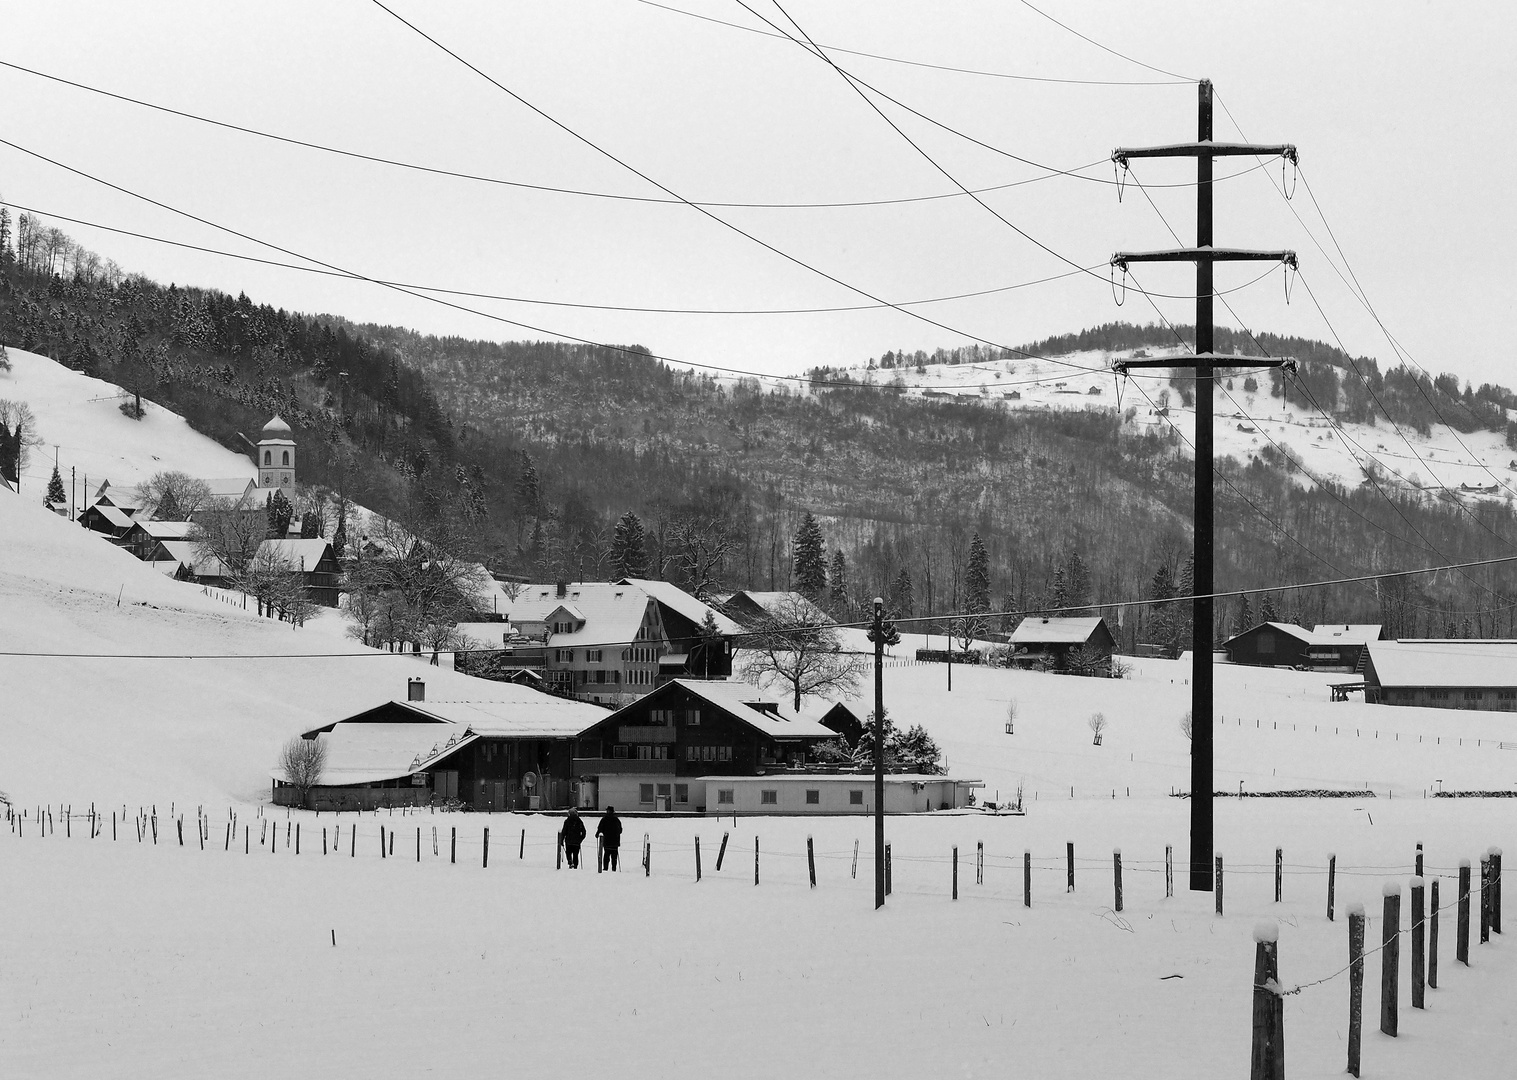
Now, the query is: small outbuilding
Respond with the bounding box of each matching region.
[1007,616,1116,672]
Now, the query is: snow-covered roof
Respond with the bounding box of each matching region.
[260,415,293,440]
[1010,616,1106,645]
[203,477,256,500]
[669,680,836,739]
[279,723,463,786]
[256,538,333,568]
[155,540,230,578]
[618,578,743,635]
[86,503,134,530]
[728,590,833,625]
[507,583,657,646]
[1366,641,1517,688]
[134,520,197,540]
[1310,624,1383,646]
[398,696,609,739]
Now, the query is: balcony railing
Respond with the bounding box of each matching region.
[618,725,676,744]
[573,758,676,776]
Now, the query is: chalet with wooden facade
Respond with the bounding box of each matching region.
[1222,622,1384,671]
[1363,641,1517,711]
[273,677,610,810]
[1007,616,1116,672]
[617,578,742,680]
[258,538,342,607]
[722,590,833,628]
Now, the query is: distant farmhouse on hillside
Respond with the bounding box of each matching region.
[1007,616,1116,673]
[1222,623,1384,672]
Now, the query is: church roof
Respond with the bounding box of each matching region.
[260,415,293,439]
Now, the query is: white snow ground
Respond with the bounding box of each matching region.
[4,479,1516,1077]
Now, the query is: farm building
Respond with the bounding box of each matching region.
[721,590,834,628]
[1007,616,1116,672]
[1305,624,1384,672]
[272,677,610,811]
[698,774,977,816]
[1362,641,1517,711]
[1223,622,1385,671]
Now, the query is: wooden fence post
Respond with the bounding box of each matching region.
[1380,882,1400,1037]
[451,827,456,865]
[1165,844,1173,899]
[952,845,958,900]
[1024,850,1031,908]
[177,817,183,846]
[1347,903,1365,1077]
[520,828,526,861]
[1328,854,1336,921]
[1215,854,1224,917]
[244,825,249,854]
[1415,842,1423,877]
[1411,877,1425,1009]
[716,831,729,872]
[378,825,384,859]
[1492,846,1503,934]
[977,841,984,885]
[1249,923,1283,1080]
[1275,847,1282,903]
[1480,856,1491,944]
[1066,842,1075,893]
[885,843,892,895]
[852,838,859,879]
[755,836,760,886]
[644,834,651,878]
[1113,849,1123,913]
[809,837,817,889]
[695,836,702,882]
[1429,878,1440,990]
[483,827,489,868]
[1458,859,1471,964]
[415,827,420,863]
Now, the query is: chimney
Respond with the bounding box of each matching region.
[556,580,568,598]
[408,677,425,702]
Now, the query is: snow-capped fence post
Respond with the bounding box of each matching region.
[885,843,892,895]
[176,817,183,846]
[1249,922,1283,1080]
[519,828,525,861]
[112,812,116,842]
[1274,848,1282,903]
[809,837,817,889]
[482,827,489,868]
[1415,842,1423,878]
[1328,854,1336,921]
[1113,849,1123,913]
[1429,879,1440,989]
[1347,903,1365,1077]
[716,831,729,872]
[976,841,984,885]
[451,827,456,865]
[1165,845,1173,898]
[349,824,355,858]
[244,826,249,854]
[415,827,420,863]
[644,834,651,877]
[1215,855,1224,916]
[1024,850,1033,907]
[1457,860,1471,964]
[1411,877,1426,1008]
[150,814,157,844]
[322,829,327,856]
[1480,855,1491,944]
[295,823,300,855]
[1492,847,1503,933]
[271,823,276,854]
[851,839,858,879]
[695,836,701,882]
[1381,882,1401,1037]
[952,845,958,900]
[755,836,760,886]
[225,822,230,851]
[378,826,384,859]
[1066,843,1075,893]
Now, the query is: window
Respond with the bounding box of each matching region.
[805,790,820,805]
[652,746,668,760]
[675,784,689,804]
[702,746,715,761]
[639,784,655,804]
[586,649,603,663]
[656,784,671,801]
[263,450,271,465]
[717,789,735,805]
[636,745,652,760]
[1464,690,1483,701]
[718,746,732,762]
[760,790,778,805]
[686,745,698,761]
[613,745,628,759]
[686,708,701,726]
[282,450,290,466]
[849,790,864,805]
[556,649,574,663]
[1257,633,1275,655]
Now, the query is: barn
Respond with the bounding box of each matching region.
[1363,641,1517,711]
[1007,616,1116,672]
[1220,622,1315,668]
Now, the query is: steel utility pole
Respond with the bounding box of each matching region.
[869,596,899,909]
[1112,79,1299,892]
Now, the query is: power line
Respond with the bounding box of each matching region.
[1014,0,1193,82]
[635,0,1193,85]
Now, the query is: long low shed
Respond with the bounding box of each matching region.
[699,774,981,816]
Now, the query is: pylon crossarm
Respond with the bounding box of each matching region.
[1113,142,1297,164]
[1113,355,1296,375]
[1112,248,1297,268]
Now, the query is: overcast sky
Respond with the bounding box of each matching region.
[4,1,1514,389]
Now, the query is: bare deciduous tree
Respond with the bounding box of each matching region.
[667,514,733,601]
[1088,711,1108,745]
[738,593,868,712]
[192,498,266,580]
[1004,698,1018,735]
[278,736,328,808]
[1179,710,1193,741]
[141,471,213,521]
[0,398,42,490]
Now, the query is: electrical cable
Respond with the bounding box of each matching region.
[1014,0,1193,82]
[634,0,1192,85]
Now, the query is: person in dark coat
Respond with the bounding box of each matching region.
[559,808,587,868]
[595,806,623,871]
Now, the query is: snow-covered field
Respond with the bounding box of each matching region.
[5,351,1517,1077]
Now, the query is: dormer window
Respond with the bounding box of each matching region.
[614,591,623,599]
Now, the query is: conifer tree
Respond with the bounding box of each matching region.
[1259,591,1280,623]
[267,489,293,538]
[1173,551,1195,653]
[1061,550,1091,613]
[1235,592,1253,634]
[965,533,991,616]
[45,463,66,507]
[792,512,827,600]
[828,549,849,616]
[888,568,914,618]
[1148,561,1176,652]
[611,512,649,578]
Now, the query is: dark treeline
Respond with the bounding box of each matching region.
[3,216,1515,646]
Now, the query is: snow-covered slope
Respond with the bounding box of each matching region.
[0,347,257,500]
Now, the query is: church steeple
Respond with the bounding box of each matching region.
[256,415,296,496]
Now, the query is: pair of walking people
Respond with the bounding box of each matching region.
[558,806,622,870]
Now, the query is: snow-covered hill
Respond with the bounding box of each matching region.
[0,347,258,502]
[722,348,1517,502]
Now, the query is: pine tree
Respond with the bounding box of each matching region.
[1061,550,1091,613]
[1049,566,1069,612]
[793,512,827,599]
[888,568,914,618]
[1173,551,1195,654]
[332,512,348,560]
[611,512,649,578]
[1235,592,1253,634]
[965,533,990,615]
[1148,561,1176,650]
[1259,591,1279,623]
[267,489,293,538]
[828,549,849,616]
[514,452,541,519]
[45,463,66,507]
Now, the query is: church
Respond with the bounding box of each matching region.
[255,415,296,496]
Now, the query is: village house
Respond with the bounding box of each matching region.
[1222,622,1384,671]
[273,677,610,811]
[1007,616,1117,672]
[570,680,980,815]
[258,537,342,607]
[1362,640,1517,711]
[616,577,742,680]
[721,589,834,628]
